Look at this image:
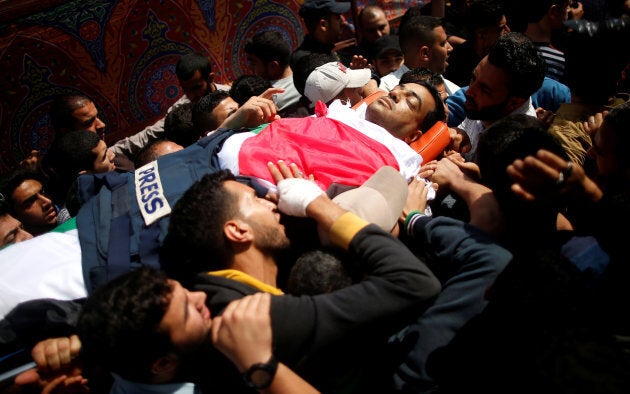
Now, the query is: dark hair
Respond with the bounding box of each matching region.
[563,18,630,103]
[229,75,272,106]
[134,139,177,168]
[244,31,291,67]
[400,67,445,88]
[164,102,197,147]
[0,168,47,214]
[464,0,506,32]
[287,249,354,295]
[78,266,173,382]
[398,15,443,55]
[292,52,337,96]
[400,79,448,130]
[43,129,101,206]
[477,114,568,211]
[300,8,333,33]
[50,94,92,135]
[192,90,232,134]
[487,32,546,99]
[161,170,237,286]
[47,130,101,175]
[176,52,211,81]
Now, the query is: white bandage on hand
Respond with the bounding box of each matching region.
[276,178,324,217]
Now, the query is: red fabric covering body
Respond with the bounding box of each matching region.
[238,116,400,191]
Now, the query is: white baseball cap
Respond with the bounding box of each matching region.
[304,61,372,105]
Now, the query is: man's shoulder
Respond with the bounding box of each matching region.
[193,274,259,311]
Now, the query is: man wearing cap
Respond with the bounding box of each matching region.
[373,34,405,78]
[290,0,351,70]
[304,61,372,107]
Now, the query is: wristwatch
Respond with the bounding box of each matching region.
[243,355,278,390]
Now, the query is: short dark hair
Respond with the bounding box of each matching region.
[0,168,47,214]
[78,266,173,382]
[229,75,272,106]
[176,52,211,81]
[400,67,445,88]
[244,31,291,67]
[47,129,101,175]
[398,15,443,55]
[464,0,506,32]
[50,94,92,135]
[487,32,546,99]
[287,249,354,295]
[161,170,238,286]
[477,114,568,205]
[43,129,101,206]
[164,102,197,147]
[192,90,232,134]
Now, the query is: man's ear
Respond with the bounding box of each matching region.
[404,129,422,144]
[421,46,430,59]
[207,71,216,83]
[224,219,254,243]
[151,354,179,381]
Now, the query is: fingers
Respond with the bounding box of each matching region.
[258,87,285,100]
[267,160,310,183]
[13,368,40,386]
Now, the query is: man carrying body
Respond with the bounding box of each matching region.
[290,0,351,70]
[379,15,459,95]
[244,31,302,117]
[454,32,546,160]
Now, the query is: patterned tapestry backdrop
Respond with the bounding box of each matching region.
[0,0,425,174]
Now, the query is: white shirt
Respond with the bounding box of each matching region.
[217,100,423,185]
[379,64,460,96]
[458,98,537,160]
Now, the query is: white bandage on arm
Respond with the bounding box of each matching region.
[276,178,324,217]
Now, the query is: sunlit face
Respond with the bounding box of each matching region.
[374,50,404,77]
[209,97,240,130]
[180,70,211,104]
[464,56,512,121]
[91,140,116,173]
[225,180,290,253]
[71,101,106,140]
[0,213,32,248]
[159,280,213,352]
[338,86,364,106]
[11,179,57,228]
[366,82,437,140]
[359,10,390,44]
[427,26,452,75]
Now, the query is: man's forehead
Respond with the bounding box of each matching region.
[403,83,436,109]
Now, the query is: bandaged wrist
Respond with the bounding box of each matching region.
[277,178,324,217]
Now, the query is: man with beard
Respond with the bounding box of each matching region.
[455,32,546,160]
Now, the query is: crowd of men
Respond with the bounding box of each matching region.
[1,0,630,393]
